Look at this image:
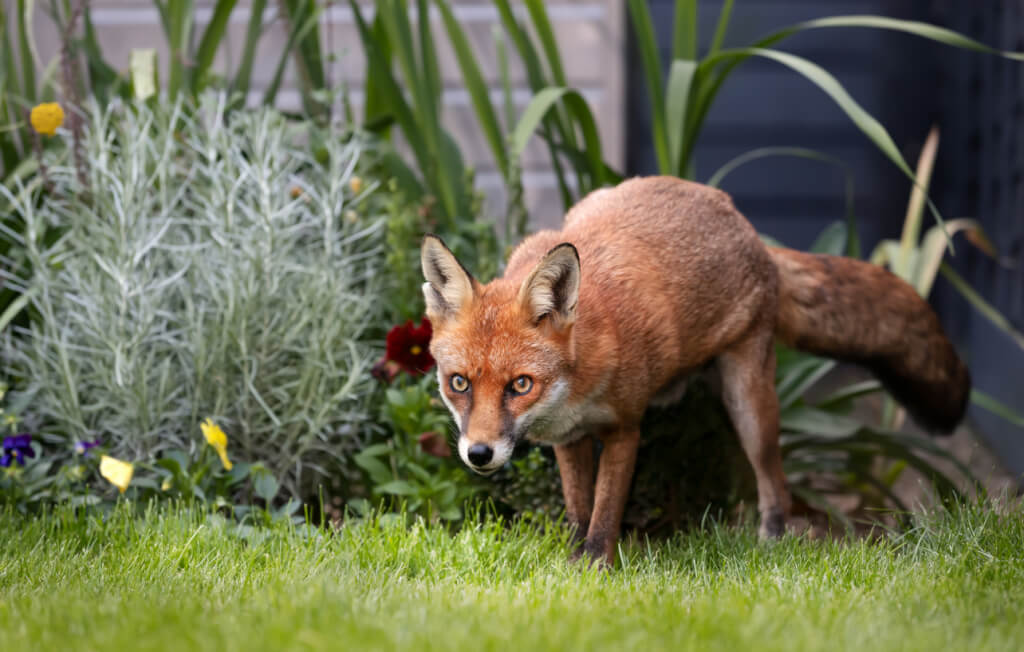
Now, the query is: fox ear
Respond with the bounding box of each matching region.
[519,243,580,328]
[421,234,476,324]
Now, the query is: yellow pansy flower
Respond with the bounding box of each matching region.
[30,103,65,136]
[201,418,233,471]
[100,455,134,493]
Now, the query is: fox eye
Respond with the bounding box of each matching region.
[450,374,470,393]
[510,375,533,396]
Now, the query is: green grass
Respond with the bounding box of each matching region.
[0,501,1022,651]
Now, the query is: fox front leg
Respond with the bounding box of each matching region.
[554,433,596,551]
[580,427,641,567]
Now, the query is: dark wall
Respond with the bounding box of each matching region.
[627,0,938,251]
[933,1,1024,477]
[626,0,1024,476]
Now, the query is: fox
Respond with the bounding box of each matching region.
[421,175,970,566]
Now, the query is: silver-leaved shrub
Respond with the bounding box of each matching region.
[2,94,387,496]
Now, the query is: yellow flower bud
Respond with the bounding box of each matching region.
[349,176,363,195]
[30,103,65,136]
[100,456,134,493]
[201,418,233,471]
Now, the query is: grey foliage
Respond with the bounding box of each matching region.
[2,94,387,497]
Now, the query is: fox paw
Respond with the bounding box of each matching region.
[759,507,786,539]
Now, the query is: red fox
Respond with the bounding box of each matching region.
[421,176,970,565]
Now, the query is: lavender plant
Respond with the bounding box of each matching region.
[1,93,387,498]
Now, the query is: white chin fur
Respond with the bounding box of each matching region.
[458,437,513,475]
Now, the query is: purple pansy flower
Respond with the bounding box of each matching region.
[1,434,35,467]
[74,438,102,456]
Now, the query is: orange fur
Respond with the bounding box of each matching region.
[422,176,969,566]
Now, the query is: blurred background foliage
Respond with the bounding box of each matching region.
[0,0,1021,534]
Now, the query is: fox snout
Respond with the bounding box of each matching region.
[457,436,513,475]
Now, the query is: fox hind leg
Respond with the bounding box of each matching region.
[716,326,791,537]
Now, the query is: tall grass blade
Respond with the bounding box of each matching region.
[231,0,266,103]
[773,15,1024,61]
[16,0,36,103]
[665,60,696,176]
[915,219,994,297]
[362,9,394,131]
[418,0,442,111]
[165,0,195,98]
[939,262,1024,350]
[193,0,238,95]
[627,0,669,173]
[525,0,568,86]
[706,146,859,255]
[898,125,939,273]
[81,5,126,104]
[262,6,319,107]
[673,0,697,60]
[970,390,1024,427]
[495,26,515,128]
[708,0,735,57]
[437,1,509,178]
[702,47,948,245]
[279,0,326,117]
[512,87,606,189]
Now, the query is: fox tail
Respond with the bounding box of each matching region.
[769,247,970,433]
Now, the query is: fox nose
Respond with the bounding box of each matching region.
[467,443,493,467]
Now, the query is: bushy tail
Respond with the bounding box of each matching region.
[769,247,970,434]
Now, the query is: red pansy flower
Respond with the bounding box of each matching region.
[385,318,435,376]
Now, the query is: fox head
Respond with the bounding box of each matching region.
[420,235,580,474]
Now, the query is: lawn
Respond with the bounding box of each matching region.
[0,502,1021,651]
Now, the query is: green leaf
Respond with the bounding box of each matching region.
[81,5,126,104]
[809,221,848,256]
[914,219,993,297]
[672,0,697,61]
[354,453,392,486]
[705,148,858,255]
[417,0,442,113]
[512,87,606,189]
[16,0,36,102]
[377,480,418,496]
[439,505,462,521]
[263,4,319,106]
[665,59,697,176]
[252,469,279,502]
[165,0,195,98]
[777,358,836,410]
[525,0,568,87]
[939,263,1024,350]
[781,405,862,438]
[228,461,251,484]
[815,380,883,410]
[279,0,326,116]
[193,0,238,95]
[231,0,267,101]
[773,15,1024,62]
[494,0,579,205]
[970,390,1024,428]
[627,0,668,173]
[701,47,947,240]
[707,0,735,58]
[898,126,940,272]
[0,286,35,332]
[436,0,508,178]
